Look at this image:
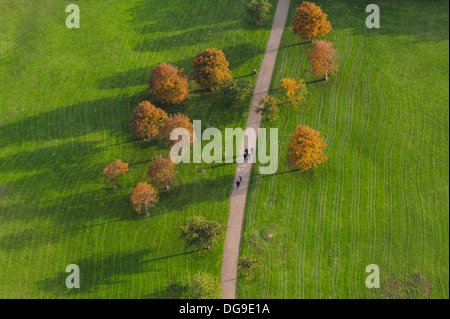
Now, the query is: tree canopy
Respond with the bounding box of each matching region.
[286,125,328,171]
[191,48,232,91]
[179,216,226,251]
[103,159,129,189]
[131,181,159,216]
[147,155,177,190]
[129,100,168,140]
[291,1,332,41]
[309,40,338,80]
[148,63,189,105]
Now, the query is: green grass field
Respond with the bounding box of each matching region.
[1,0,448,300]
[237,0,449,298]
[0,0,276,298]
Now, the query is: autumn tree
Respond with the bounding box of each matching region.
[286,125,328,171]
[159,113,195,147]
[191,48,232,91]
[188,271,222,299]
[148,63,189,105]
[309,40,338,81]
[247,0,272,25]
[103,159,129,189]
[280,78,308,106]
[239,255,262,278]
[147,155,177,190]
[130,181,159,216]
[129,100,168,140]
[256,95,280,121]
[291,1,332,42]
[179,216,226,251]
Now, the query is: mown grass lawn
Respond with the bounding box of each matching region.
[237,0,449,298]
[0,0,276,298]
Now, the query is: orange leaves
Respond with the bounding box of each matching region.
[280,78,308,106]
[148,63,189,105]
[147,155,177,190]
[103,159,129,189]
[159,113,195,146]
[309,40,338,79]
[131,181,159,216]
[192,48,232,91]
[129,100,168,140]
[286,125,327,171]
[291,1,332,41]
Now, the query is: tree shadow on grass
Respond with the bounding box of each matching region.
[143,281,187,299]
[0,92,149,146]
[158,173,235,214]
[36,249,156,296]
[97,67,150,89]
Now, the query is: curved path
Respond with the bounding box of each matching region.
[221,0,291,299]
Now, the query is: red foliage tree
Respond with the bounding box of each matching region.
[309,40,338,81]
[148,63,189,105]
[131,181,159,216]
[103,159,129,189]
[147,155,177,190]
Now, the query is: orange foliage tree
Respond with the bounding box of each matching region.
[148,63,189,105]
[147,155,178,190]
[159,113,195,147]
[286,125,328,171]
[191,48,232,91]
[309,40,338,81]
[103,159,129,189]
[131,181,159,216]
[129,100,168,140]
[291,1,332,42]
[280,78,308,106]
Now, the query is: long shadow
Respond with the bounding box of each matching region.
[129,0,245,34]
[142,249,200,263]
[36,249,156,295]
[97,67,150,89]
[280,41,311,49]
[258,168,301,178]
[0,92,149,145]
[143,281,187,299]
[306,79,326,85]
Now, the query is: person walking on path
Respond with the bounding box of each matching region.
[221,0,291,300]
[239,175,243,182]
[244,152,248,162]
[236,180,241,189]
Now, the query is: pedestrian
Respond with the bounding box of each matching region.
[251,147,254,155]
[253,69,257,75]
[244,153,248,162]
[236,180,240,188]
[245,148,249,155]
[239,175,243,182]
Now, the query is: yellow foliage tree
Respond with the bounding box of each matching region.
[286,125,328,171]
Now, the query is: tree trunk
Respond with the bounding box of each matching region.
[165,174,168,190]
[113,177,116,189]
[145,204,149,216]
[324,73,328,81]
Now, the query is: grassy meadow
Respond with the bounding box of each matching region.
[0,0,276,298]
[237,0,449,299]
